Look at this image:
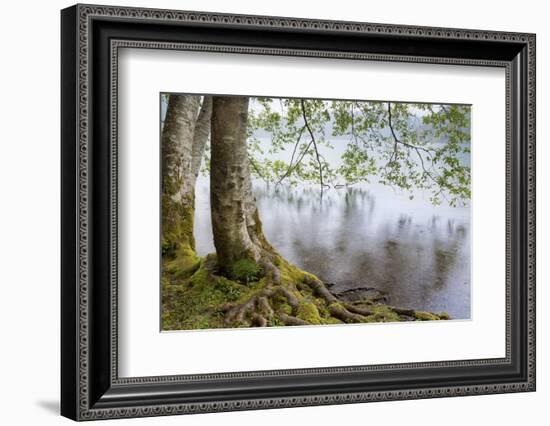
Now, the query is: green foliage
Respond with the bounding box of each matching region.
[245,97,471,206]
[230,258,262,283]
[247,98,334,186]
[213,277,243,302]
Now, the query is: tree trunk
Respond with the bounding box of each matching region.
[210,96,270,274]
[190,96,213,184]
[161,94,201,260]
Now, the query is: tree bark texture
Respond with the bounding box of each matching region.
[161,94,201,253]
[210,96,272,273]
[190,96,213,184]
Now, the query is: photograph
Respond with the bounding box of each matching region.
[57,3,536,421]
[160,94,472,331]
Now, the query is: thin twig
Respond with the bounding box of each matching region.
[386,103,448,202]
[249,157,269,185]
[276,125,306,185]
[300,99,329,191]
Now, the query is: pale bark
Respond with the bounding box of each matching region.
[162,94,201,203]
[210,96,268,271]
[161,94,201,251]
[190,96,213,184]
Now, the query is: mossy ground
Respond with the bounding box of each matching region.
[161,252,450,330]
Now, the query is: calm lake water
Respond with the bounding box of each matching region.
[194,176,471,319]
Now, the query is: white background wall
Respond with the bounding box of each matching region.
[0,0,546,424]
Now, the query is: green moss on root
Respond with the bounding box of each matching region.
[414,311,442,321]
[162,198,202,279]
[364,304,402,323]
[162,196,196,257]
[162,257,254,330]
[162,253,450,330]
[164,246,201,278]
[296,301,322,324]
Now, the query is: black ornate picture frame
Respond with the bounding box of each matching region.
[61,3,536,421]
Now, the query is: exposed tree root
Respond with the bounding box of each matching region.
[302,275,338,303]
[326,303,366,323]
[224,261,302,327]
[302,275,374,319]
[279,313,310,326]
[215,255,432,328]
[162,252,450,331]
[390,306,415,316]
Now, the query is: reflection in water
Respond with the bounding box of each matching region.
[194,177,471,319]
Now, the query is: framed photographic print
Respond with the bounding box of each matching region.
[61,3,536,421]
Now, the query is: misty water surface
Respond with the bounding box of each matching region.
[194,177,471,319]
